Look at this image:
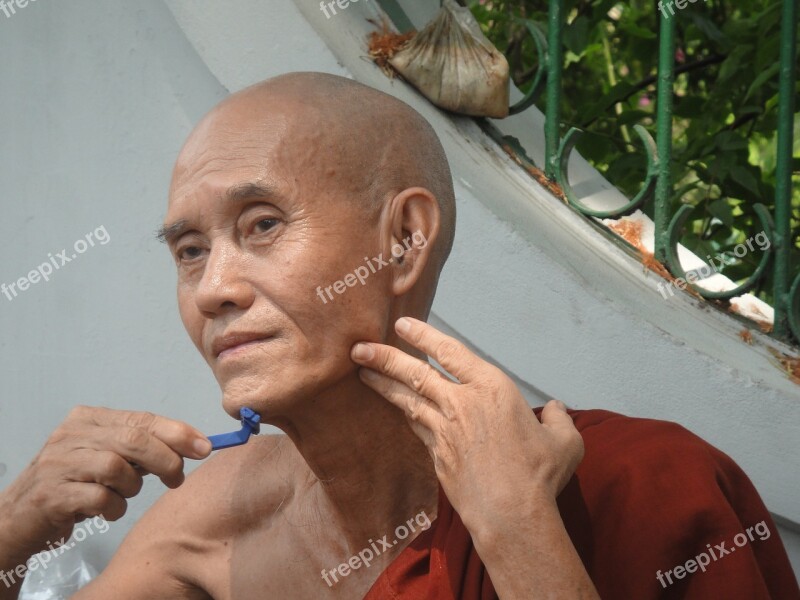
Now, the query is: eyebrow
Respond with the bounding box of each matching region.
[155,182,280,245]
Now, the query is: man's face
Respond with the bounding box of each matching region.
[164,104,391,419]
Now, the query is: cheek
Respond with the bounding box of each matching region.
[304,246,394,309]
[177,286,204,351]
[250,226,392,351]
[267,235,388,313]
[307,287,391,365]
[268,266,390,372]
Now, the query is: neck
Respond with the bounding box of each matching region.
[268,372,439,548]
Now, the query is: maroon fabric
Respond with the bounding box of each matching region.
[364,409,799,599]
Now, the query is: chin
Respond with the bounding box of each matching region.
[219,376,305,421]
[221,389,272,420]
[217,360,351,420]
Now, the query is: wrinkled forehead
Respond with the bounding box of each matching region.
[167,99,334,212]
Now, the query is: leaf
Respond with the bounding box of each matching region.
[737,105,764,117]
[716,131,748,152]
[606,153,647,181]
[674,181,702,199]
[674,96,707,118]
[685,13,729,48]
[564,15,591,55]
[708,198,735,228]
[575,131,616,163]
[708,154,736,181]
[581,81,637,124]
[745,63,779,101]
[718,45,752,83]
[730,167,761,197]
[618,20,657,40]
[755,35,781,74]
[757,2,783,37]
[616,109,651,127]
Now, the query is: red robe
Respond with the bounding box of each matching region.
[364,409,799,599]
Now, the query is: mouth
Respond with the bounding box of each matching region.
[212,332,274,360]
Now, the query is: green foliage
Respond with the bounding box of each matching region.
[470,0,799,302]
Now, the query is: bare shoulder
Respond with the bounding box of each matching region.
[142,431,304,561]
[76,433,301,600]
[177,432,302,536]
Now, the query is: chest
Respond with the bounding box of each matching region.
[193,521,398,600]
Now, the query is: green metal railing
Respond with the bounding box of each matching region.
[376,0,799,346]
[774,0,800,339]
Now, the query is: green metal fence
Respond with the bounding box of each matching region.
[377,0,799,346]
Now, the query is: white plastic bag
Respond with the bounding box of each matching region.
[18,546,97,600]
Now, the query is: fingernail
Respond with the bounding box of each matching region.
[352,343,374,361]
[396,317,411,334]
[360,367,379,381]
[193,438,212,456]
[554,400,567,411]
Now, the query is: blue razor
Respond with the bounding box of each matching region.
[208,407,261,450]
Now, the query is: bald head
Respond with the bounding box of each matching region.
[172,71,456,271]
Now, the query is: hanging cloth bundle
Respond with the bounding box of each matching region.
[387,0,510,118]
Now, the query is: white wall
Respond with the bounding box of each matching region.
[0,0,341,570]
[0,0,796,584]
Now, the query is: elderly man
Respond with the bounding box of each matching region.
[0,73,796,600]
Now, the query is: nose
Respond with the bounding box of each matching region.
[194,241,256,316]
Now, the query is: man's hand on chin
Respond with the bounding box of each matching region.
[351,316,600,599]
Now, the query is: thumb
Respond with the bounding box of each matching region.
[540,399,573,429]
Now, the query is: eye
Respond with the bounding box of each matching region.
[253,218,279,234]
[177,245,205,262]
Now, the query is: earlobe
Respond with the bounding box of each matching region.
[381,186,440,296]
[390,230,432,296]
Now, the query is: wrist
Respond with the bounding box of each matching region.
[467,491,560,559]
[0,488,48,561]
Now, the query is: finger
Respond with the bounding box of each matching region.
[352,342,452,405]
[359,367,442,429]
[131,464,151,477]
[541,400,584,463]
[540,399,575,432]
[70,450,144,499]
[80,407,212,459]
[393,317,482,384]
[63,482,129,522]
[101,426,186,489]
[406,417,435,449]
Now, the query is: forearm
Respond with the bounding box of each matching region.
[470,494,599,600]
[0,492,41,600]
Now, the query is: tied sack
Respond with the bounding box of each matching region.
[389,0,509,118]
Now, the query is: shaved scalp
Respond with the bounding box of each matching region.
[180,71,456,271]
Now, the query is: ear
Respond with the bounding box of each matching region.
[381,187,440,297]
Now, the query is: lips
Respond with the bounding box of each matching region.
[211,332,273,359]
